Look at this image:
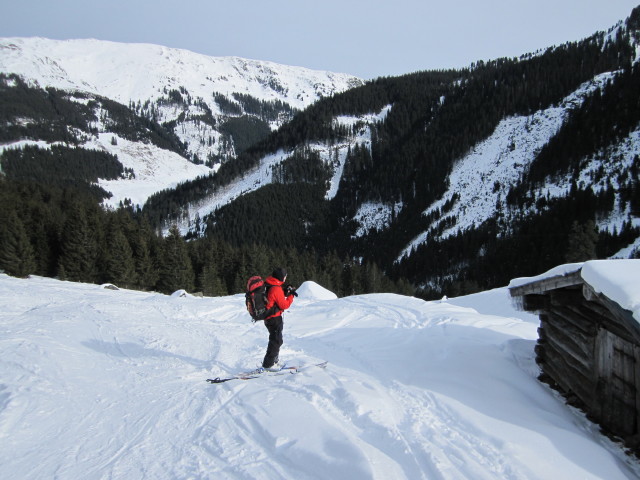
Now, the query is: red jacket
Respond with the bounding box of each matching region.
[265,276,294,319]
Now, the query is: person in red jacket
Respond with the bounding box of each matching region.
[262,267,296,370]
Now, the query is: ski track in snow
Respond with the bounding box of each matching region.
[1,275,640,479]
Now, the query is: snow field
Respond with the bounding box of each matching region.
[1,274,639,479]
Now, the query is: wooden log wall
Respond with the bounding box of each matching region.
[511,274,640,456]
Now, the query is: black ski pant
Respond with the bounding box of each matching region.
[262,315,283,368]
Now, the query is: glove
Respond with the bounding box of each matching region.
[284,284,298,297]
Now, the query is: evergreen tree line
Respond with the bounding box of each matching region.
[96,95,187,155]
[0,74,94,144]
[270,148,333,187]
[213,92,298,125]
[0,177,412,298]
[1,145,125,194]
[334,143,375,215]
[201,182,331,249]
[214,92,243,115]
[132,89,295,166]
[232,93,298,123]
[218,115,272,155]
[131,90,216,131]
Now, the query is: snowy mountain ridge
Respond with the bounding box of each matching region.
[0,37,361,110]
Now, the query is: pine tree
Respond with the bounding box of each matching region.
[565,220,599,262]
[132,217,160,290]
[130,231,157,290]
[340,261,357,296]
[0,210,36,277]
[199,263,227,296]
[320,251,343,294]
[58,204,98,283]
[156,225,195,293]
[231,258,249,295]
[246,243,270,277]
[103,223,136,287]
[362,261,383,293]
[24,203,56,277]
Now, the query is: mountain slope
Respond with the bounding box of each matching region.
[153,8,640,294]
[2,269,639,479]
[398,71,627,257]
[2,9,640,298]
[0,37,363,204]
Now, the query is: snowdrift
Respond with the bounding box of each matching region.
[295,281,338,301]
[1,274,639,479]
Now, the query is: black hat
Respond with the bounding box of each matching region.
[272,267,287,282]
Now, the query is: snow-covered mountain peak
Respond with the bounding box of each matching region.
[0,37,363,109]
[0,37,365,209]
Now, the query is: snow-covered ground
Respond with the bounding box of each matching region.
[0,135,212,210]
[353,200,403,238]
[2,260,640,479]
[88,133,212,208]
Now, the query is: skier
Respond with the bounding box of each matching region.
[262,267,296,370]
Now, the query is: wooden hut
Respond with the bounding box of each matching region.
[508,262,640,454]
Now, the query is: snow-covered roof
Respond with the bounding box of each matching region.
[509,259,640,322]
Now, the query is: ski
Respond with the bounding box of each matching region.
[206,363,294,384]
[206,361,327,384]
[259,361,328,379]
[295,361,328,372]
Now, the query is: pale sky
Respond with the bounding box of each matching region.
[1,1,638,79]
